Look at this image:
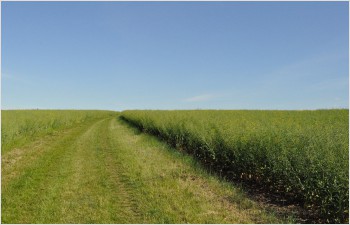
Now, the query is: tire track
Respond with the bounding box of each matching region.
[55,118,141,223]
[2,124,85,188]
[3,116,142,223]
[55,118,110,223]
[103,118,142,223]
[1,118,105,223]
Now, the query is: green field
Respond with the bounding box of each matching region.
[2,110,287,224]
[121,109,349,223]
[1,110,116,154]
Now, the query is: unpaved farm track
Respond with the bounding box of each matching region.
[2,116,287,223]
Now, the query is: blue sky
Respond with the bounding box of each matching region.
[2,2,349,110]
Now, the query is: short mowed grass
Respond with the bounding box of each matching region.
[121,109,349,223]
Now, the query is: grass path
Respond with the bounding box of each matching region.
[2,116,288,223]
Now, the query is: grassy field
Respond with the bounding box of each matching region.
[2,110,288,223]
[1,110,116,154]
[121,109,349,223]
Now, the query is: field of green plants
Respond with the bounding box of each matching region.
[1,110,115,153]
[2,110,285,223]
[120,109,349,223]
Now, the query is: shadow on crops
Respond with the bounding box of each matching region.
[118,116,334,224]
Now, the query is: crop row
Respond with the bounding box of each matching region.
[120,110,349,223]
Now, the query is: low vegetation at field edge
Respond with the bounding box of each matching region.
[121,109,349,223]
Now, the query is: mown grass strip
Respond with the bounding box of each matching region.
[2,117,139,223]
[2,118,104,223]
[53,118,139,223]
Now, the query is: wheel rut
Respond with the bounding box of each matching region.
[2,119,106,223]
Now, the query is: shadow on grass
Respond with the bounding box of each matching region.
[118,116,326,224]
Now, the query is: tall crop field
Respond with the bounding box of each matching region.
[1,110,116,153]
[120,109,349,223]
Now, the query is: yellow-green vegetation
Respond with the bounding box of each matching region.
[121,109,349,223]
[1,110,116,153]
[2,110,286,223]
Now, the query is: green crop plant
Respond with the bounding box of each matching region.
[120,109,349,223]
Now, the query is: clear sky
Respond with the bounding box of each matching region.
[2,2,349,110]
